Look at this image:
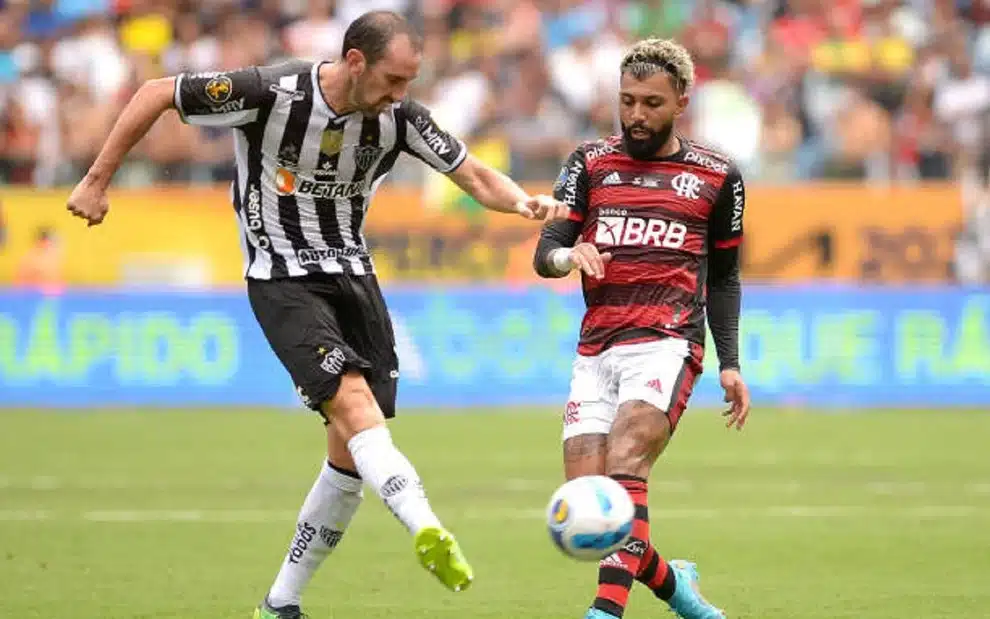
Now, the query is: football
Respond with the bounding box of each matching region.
[546,475,635,561]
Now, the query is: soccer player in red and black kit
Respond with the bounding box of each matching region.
[534,39,751,619]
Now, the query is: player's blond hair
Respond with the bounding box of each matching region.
[620,38,695,94]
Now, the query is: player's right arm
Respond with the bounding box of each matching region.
[533,145,611,279]
[68,66,273,226]
[67,76,176,225]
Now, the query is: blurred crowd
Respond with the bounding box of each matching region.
[1,0,990,189]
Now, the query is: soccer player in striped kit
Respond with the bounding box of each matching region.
[534,38,752,619]
[67,10,569,619]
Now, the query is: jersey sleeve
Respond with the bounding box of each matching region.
[709,163,745,248]
[552,144,591,223]
[398,99,467,173]
[173,67,269,128]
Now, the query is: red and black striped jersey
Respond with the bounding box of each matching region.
[552,135,745,356]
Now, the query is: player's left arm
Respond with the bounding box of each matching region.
[708,164,750,429]
[533,144,611,279]
[398,100,566,220]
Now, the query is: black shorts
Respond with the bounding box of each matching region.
[247,273,399,420]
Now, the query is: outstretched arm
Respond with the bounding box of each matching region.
[446,155,530,215]
[397,99,567,220]
[70,65,273,225]
[84,77,175,188]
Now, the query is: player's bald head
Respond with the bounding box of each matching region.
[342,10,423,67]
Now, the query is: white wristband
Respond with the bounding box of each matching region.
[550,248,574,273]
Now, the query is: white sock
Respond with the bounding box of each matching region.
[267,461,363,608]
[347,425,442,535]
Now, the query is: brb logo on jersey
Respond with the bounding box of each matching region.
[595,213,687,249]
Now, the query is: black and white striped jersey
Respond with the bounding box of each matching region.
[173,60,467,279]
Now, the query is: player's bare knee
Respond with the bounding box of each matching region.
[606,400,671,477]
[321,371,385,440]
[326,422,358,472]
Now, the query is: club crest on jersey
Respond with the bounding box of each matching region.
[354,145,383,175]
[670,172,704,200]
[204,75,233,104]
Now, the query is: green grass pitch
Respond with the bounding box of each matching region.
[1,408,989,618]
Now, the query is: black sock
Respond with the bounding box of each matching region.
[655,563,677,601]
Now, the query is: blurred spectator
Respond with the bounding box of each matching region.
[0,0,988,190]
[955,199,990,284]
[689,59,763,175]
[0,199,6,251]
[501,49,577,181]
[14,225,65,294]
[282,0,345,62]
[934,38,990,180]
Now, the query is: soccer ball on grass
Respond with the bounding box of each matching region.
[546,475,634,561]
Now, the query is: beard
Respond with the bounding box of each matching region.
[621,121,674,160]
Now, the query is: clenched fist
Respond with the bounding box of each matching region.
[66,178,110,227]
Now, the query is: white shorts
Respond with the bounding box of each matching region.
[562,338,703,441]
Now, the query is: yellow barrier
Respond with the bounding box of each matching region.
[741,184,962,282]
[0,183,964,286]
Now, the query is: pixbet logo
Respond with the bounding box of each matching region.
[684,150,728,173]
[595,216,687,248]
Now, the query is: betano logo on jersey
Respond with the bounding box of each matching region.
[274,167,364,199]
[595,214,688,249]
